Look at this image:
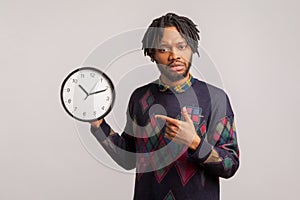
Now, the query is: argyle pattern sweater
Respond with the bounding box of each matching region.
[91,78,239,200]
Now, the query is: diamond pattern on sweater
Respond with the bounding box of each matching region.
[175,151,198,186]
[139,90,154,114]
[163,190,176,200]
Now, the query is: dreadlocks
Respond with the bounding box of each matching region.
[142,13,200,59]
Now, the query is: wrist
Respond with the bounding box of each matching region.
[90,118,104,129]
[189,135,201,151]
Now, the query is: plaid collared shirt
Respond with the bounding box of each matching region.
[158,74,195,93]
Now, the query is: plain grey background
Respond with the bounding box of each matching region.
[1,0,300,199]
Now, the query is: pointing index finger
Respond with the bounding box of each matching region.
[155,114,178,124]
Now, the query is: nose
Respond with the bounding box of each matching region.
[168,48,181,61]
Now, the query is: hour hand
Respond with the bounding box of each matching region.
[78,84,89,99]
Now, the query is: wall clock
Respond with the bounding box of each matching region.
[60,67,115,122]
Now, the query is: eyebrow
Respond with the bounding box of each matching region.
[160,40,187,45]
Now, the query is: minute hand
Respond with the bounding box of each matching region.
[89,88,108,96]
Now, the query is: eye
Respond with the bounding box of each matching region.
[158,47,170,53]
[177,44,187,50]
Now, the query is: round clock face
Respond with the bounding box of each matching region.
[60,67,115,122]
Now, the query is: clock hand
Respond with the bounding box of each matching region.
[89,87,108,96]
[89,81,99,94]
[78,84,89,99]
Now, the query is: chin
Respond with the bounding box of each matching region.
[157,63,191,82]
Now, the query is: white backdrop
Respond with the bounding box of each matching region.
[1,0,299,199]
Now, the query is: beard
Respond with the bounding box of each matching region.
[157,61,191,82]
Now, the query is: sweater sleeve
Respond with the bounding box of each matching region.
[90,96,136,170]
[188,92,240,178]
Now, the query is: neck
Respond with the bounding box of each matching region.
[160,74,189,87]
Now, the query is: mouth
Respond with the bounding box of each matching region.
[169,62,185,72]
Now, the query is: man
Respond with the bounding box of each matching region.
[90,13,239,200]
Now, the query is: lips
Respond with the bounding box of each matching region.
[169,62,185,71]
[170,65,184,71]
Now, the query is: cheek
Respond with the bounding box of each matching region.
[154,54,168,63]
[181,51,192,62]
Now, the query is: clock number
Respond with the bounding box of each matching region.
[81,74,85,78]
[90,73,95,78]
[93,111,96,116]
[106,96,110,101]
[72,78,78,84]
[74,106,78,112]
[66,88,70,92]
[101,106,105,110]
[67,99,72,104]
[100,78,103,82]
[83,112,86,117]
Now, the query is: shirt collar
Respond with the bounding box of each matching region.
[158,74,194,93]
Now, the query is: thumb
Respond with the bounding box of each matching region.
[181,106,191,122]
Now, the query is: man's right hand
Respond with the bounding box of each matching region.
[90,118,104,129]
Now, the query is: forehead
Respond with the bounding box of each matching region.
[160,26,186,44]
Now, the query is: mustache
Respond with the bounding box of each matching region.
[168,61,185,67]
